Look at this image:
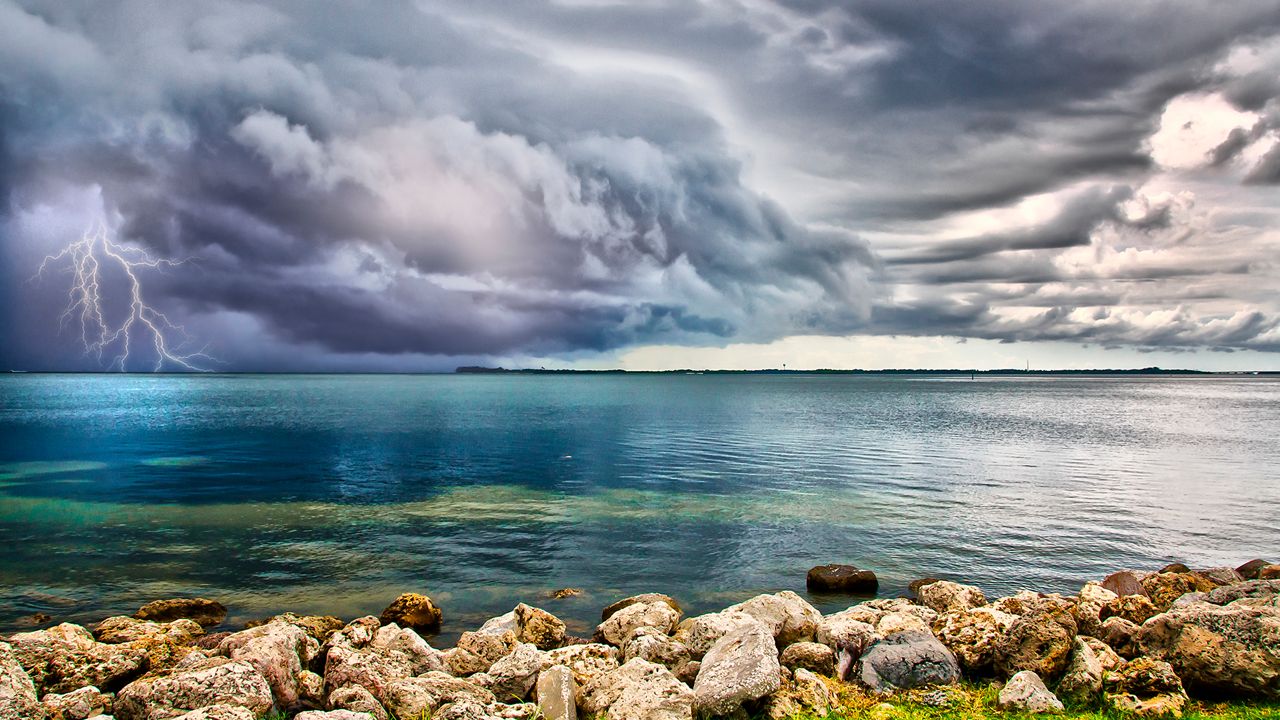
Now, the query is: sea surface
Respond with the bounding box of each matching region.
[1,373,1277,642]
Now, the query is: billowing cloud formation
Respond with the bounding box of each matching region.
[1,0,1279,370]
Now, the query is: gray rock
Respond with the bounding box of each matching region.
[622,627,692,673]
[601,594,682,622]
[535,664,576,720]
[295,712,380,720]
[114,659,273,720]
[693,622,781,715]
[853,630,960,693]
[581,658,693,720]
[0,641,43,720]
[998,670,1064,713]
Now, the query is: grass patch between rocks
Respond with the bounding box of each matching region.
[781,682,1280,720]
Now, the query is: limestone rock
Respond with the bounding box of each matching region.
[762,668,833,720]
[41,685,107,720]
[601,594,681,622]
[135,598,227,628]
[933,606,1016,673]
[1081,636,1126,672]
[726,591,822,647]
[447,629,518,676]
[217,619,318,709]
[321,617,445,703]
[1104,594,1160,626]
[1141,572,1216,611]
[595,599,680,647]
[94,617,204,646]
[673,610,761,660]
[480,642,543,701]
[296,712,380,720]
[169,707,255,720]
[815,609,877,659]
[1055,637,1103,705]
[1105,657,1188,718]
[622,627,691,674]
[8,623,148,694]
[0,641,43,720]
[1205,580,1280,606]
[434,700,540,720]
[916,581,986,614]
[580,658,694,720]
[247,613,345,644]
[1075,582,1118,637]
[297,669,325,708]
[377,593,442,634]
[113,659,273,720]
[806,565,879,593]
[1137,600,1280,697]
[514,604,565,651]
[327,683,389,720]
[383,670,496,718]
[692,623,780,715]
[875,611,930,637]
[1101,617,1142,659]
[998,670,1064,713]
[779,642,835,676]
[853,630,960,693]
[535,664,576,720]
[993,604,1078,680]
[541,642,619,699]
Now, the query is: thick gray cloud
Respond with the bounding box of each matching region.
[1,0,1279,370]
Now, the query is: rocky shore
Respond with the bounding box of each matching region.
[2,559,1278,720]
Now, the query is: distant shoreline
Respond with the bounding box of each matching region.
[455,366,1278,376]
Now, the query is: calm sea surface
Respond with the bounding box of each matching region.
[1,373,1277,641]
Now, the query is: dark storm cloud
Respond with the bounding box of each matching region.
[1,0,1279,370]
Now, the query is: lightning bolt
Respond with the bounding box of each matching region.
[32,222,218,372]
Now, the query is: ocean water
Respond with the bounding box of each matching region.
[1,373,1277,642]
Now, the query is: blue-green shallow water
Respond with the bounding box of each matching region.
[1,373,1278,643]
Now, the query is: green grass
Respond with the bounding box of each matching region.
[779,682,1280,720]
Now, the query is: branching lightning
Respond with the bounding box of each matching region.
[32,222,217,371]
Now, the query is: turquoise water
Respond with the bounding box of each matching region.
[1,373,1277,641]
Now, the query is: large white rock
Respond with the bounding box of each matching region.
[673,610,761,659]
[535,664,576,720]
[218,619,318,708]
[478,642,543,701]
[8,623,148,695]
[114,658,273,720]
[580,658,693,720]
[596,601,681,647]
[692,622,781,716]
[0,641,43,720]
[726,591,822,647]
[322,617,444,703]
[383,670,496,718]
[998,670,1064,713]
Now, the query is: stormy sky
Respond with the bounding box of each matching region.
[2,1,1279,371]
